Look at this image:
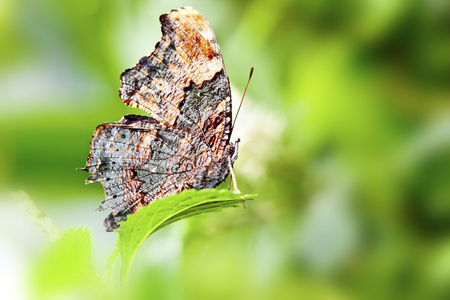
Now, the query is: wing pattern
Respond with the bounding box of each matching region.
[82,7,237,231]
[119,7,232,158]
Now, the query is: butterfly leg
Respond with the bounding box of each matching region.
[227,155,247,208]
[227,138,240,190]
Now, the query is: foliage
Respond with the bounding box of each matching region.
[31,228,106,300]
[27,190,252,299]
[1,0,450,299]
[115,189,254,284]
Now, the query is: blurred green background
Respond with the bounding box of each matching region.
[1,0,450,299]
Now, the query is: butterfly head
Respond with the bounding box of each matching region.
[225,138,240,164]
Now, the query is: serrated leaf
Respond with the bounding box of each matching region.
[115,189,256,284]
[12,190,61,242]
[107,247,120,283]
[31,227,105,299]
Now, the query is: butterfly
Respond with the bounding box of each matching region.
[81,7,240,231]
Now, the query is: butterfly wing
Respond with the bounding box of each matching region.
[119,7,232,160]
[83,7,235,231]
[83,114,206,231]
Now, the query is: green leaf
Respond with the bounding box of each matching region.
[116,189,256,285]
[107,246,120,283]
[31,227,106,300]
[12,190,61,242]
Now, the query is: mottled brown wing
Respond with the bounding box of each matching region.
[83,114,207,231]
[119,7,232,160]
[82,7,236,231]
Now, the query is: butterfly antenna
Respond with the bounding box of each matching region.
[231,66,253,135]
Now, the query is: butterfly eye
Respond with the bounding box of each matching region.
[225,144,235,155]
